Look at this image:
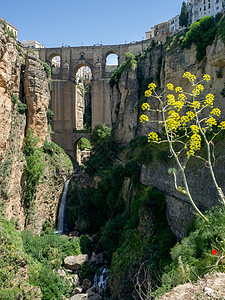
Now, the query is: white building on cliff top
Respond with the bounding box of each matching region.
[187,0,225,23]
[0,17,17,39]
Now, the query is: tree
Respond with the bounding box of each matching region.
[179,1,188,28]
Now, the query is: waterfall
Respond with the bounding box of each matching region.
[94,267,109,292]
[57,178,71,233]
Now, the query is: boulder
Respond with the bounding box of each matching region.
[87,286,96,296]
[90,252,104,265]
[73,287,83,295]
[82,278,92,290]
[88,294,102,300]
[70,294,87,300]
[64,254,88,270]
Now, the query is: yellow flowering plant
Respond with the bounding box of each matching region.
[140,72,225,226]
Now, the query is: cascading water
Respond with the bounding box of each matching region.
[94,267,109,292]
[57,178,71,233]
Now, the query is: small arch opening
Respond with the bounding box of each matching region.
[51,55,61,67]
[74,137,91,165]
[106,53,118,66]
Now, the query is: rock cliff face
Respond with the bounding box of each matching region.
[0,23,73,233]
[112,38,225,238]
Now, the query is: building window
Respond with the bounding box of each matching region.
[208,3,210,8]
[204,0,206,4]
[204,5,206,10]
[216,0,219,3]
[80,55,84,60]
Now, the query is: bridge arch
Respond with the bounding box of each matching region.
[48,51,62,65]
[73,135,91,163]
[105,50,119,64]
[74,62,93,77]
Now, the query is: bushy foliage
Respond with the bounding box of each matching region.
[78,137,91,151]
[47,109,54,122]
[42,141,64,155]
[29,264,70,300]
[17,102,27,114]
[154,206,225,298]
[23,130,45,219]
[181,16,217,61]
[22,230,81,269]
[11,93,18,103]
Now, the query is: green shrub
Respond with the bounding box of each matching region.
[22,230,81,268]
[23,130,45,219]
[42,62,51,79]
[78,137,91,151]
[29,265,70,300]
[101,214,127,259]
[42,141,63,155]
[11,94,17,103]
[17,102,27,114]
[181,16,217,61]
[47,109,54,122]
[153,206,225,298]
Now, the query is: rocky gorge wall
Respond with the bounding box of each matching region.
[111,38,225,238]
[0,23,73,233]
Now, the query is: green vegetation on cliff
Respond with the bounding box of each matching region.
[0,214,81,299]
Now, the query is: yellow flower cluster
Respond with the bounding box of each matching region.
[210,108,221,116]
[218,121,225,129]
[192,84,204,96]
[174,100,185,111]
[183,72,196,84]
[178,93,187,101]
[148,83,157,90]
[204,94,214,106]
[190,124,199,133]
[166,83,174,91]
[142,103,151,111]
[186,111,195,119]
[139,114,149,123]
[145,83,157,97]
[180,111,196,127]
[190,101,201,109]
[167,110,180,131]
[148,132,160,142]
[180,115,190,127]
[205,116,217,127]
[187,133,201,156]
[145,90,152,97]
[167,94,185,111]
[167,94,176,105]
[175,86,183,93]
[203,74,211,82]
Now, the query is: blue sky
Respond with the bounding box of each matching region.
[1,0,183,48]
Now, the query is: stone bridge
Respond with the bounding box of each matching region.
[36,39,152,158]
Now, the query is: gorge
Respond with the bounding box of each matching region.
[1,13,225,299]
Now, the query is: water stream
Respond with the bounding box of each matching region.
[56,178,71,233]
[94,267,109,292]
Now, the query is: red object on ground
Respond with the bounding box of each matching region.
[212,249,218,255]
